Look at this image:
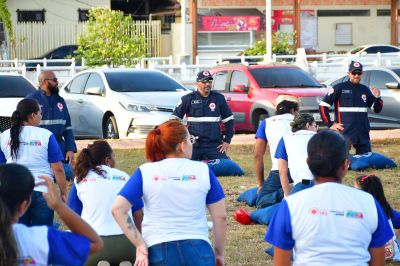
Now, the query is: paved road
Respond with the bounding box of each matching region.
[76,129,400,150]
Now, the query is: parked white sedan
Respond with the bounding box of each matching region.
[0,72,37,132]
[60,68,190,139]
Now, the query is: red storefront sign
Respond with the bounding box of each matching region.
[201,16,261,31]
[272,10,315,32]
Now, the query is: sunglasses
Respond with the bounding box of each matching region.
[351,72,362,76]
[45,78,58,82]
[200,80,212,84]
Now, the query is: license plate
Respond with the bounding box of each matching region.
[313,112,334,122]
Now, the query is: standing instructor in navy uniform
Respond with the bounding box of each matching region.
[170,70,234,160]
[319,61,383,154]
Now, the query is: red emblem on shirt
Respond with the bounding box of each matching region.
[209,103,216,111]
[57,102,63,112]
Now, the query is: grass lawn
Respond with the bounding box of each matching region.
[69,138,400,266]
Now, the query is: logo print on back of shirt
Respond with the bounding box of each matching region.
[17,257,36,265]
[209,103,216,111]
[57,102,63,112]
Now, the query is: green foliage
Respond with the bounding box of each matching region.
[76,8,147,67]
[0,0,15,57]
[244,31,295,56]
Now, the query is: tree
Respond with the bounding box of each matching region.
[0,0,15,58]
[244,31,295,56]
[76,8,147,67]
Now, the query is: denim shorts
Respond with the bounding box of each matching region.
[148,239,215,266]
[19,191,54,226]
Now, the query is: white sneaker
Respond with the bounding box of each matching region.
[97,261,110,266]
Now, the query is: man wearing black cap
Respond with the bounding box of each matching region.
[170,70,235,160]
[319,61,383,154]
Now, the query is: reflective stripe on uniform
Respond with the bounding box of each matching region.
[40,119,67,126]
[221,115,234,123]
[187,116,221,122]
[65,126,73,130]
[338,107,368,112]
[319,101,331,108]
[169,115,182,121]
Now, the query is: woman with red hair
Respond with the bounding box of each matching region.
[112,120,227,266]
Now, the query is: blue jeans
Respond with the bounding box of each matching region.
[148,239,215,266]
[256,170,293,208]
[19,191,54,226]
[192,143,229,160]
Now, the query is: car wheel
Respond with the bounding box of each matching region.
[103,116,119,139]
[255,112,269,131]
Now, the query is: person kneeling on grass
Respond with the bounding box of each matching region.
[0,163,103,266]
[265,130,393,265]
[67,140,144,266]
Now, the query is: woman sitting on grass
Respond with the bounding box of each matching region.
[266,130,393,265]
[112,120,227,266]
[67,140,144,266]
[0,163,102,266]
[355,174,400,261]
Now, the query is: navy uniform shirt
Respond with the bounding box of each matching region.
[171,90,234,144]
[319,81,383,144]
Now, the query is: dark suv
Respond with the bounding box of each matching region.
[211,63,327,132]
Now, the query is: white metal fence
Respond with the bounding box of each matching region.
[6,21,161,59]
[2,51,400,85]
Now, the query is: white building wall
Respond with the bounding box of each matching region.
[7,0,109,24]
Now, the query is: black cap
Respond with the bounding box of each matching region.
[349,61,363,73]
[196,70,213,82]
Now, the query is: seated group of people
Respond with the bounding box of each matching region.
[0,96,397,266]
[235,100,400,264]
[0,99,226,266]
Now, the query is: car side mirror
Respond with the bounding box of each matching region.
[233,84,248,93]
[385,82,400,89]
[85,86,103,95]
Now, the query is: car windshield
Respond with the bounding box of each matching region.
[0,76,36,97]
[391,69,400,78]
[249,68,322,88]
[104,71,187,92]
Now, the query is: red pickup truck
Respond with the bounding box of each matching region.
[210,63,328,132]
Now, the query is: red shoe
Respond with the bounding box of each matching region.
[233,209,253,225]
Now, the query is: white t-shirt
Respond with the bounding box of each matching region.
[275,130,316,184]
[13,223,90,266]
[119,158,225,248]
[265,182,394,266]
[255,113,294,171]
[0,126,63,192]
[68,165,143,236]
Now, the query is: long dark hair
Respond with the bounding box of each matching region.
[307,130,349,179]
[0,164,35,266]
[291,113,315,133]
[355,174,393,218]
[10,99,40,160]
[74,140,113,183]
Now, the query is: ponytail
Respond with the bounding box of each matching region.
[74,140,113,182]
[0,198,17,266]
[10,110,23,160]
[9,99,40,160]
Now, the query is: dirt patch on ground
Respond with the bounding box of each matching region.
[76,129,400,150]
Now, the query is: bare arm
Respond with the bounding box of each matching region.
[51,162,67,203]
[207,199,227,266]
[254,139,267,193]
[368,247,385,266]
[274,246,292,266]
[112,195,148,266]
[278,159,291,197]
[39,175,103,254]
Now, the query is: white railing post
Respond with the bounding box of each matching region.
[272,54,277,63]
[376,52,381,66]
[240,53,245,63]
[43,58,47,67]
[70,58,76,76]
[82,58,85,67]
[140,58,145,69]
[217,54,223,64]
[36,65,41,81]
[22,64,26,77]
[169,55,173,65]
[322,53,327,64]
[181,62,187,80]
[14,58,18,68]
[195,55,200,65]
